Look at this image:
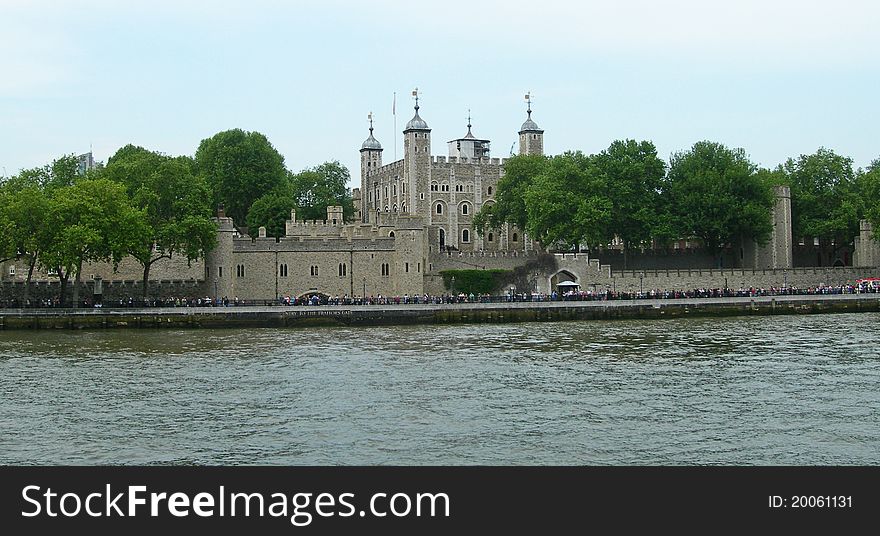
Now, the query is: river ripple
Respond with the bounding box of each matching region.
[0,313,877,465]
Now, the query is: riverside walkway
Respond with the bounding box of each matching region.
[1,293,878,329]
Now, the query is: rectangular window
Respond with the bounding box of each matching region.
[405,262,409,273]
[218,266,223,277]
[8,265,15,276]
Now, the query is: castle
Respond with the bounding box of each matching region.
[208,94,543,301]
[3,94,880,303]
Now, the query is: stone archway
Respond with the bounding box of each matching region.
[549,270,580,294]
[296,290,329,305]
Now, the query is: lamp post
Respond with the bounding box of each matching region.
[639,274,643,297]
[214,278,218,302]
[451,276,455,294]
[363,277,366,300]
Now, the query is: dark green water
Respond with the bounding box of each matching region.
[1,313,877,465]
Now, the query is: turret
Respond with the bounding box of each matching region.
[448,111,490,159]
[404,88,431,215]
[360,112,383,222]
[518,92,544,156]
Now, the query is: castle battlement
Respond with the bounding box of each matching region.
[431,156,505,165]
[369,159,404,177]
[233,236,396,253]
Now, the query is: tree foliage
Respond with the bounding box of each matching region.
[440,269,512,295]
[860,157,880,240]
[474,154,547,235]
[246,161,355,236]
[195,129,287,226]
[782,148,862,247]
[594,139,666,251]
[41,178,148,306]
[246,188,296,237]
[0,156,83,302]
[661,141,774,260]
[105,145,217,297]
[290,161,355,222]
[522,151,611,249]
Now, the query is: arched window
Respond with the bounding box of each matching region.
[436,203,443,215]
[392,204,398,212]
[384,205,389,212]
[512,233,519,242]
[461,203,469,215]
[389,231,395,238]
[462,229,470,243]
[439,228,446,249]
[401,204,406,212]
[488,232,494,243]
[338,263,347,277]
[487,186,493,196]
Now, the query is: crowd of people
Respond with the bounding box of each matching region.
[1,281,877,309]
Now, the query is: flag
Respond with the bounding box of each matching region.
[392,92,396,115]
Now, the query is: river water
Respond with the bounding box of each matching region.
[1,313,877,465]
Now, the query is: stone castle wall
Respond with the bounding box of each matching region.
[551,254,879,294]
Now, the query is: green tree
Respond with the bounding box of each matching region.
[474,154,547,235]
[195,129,287,226]
[105,145,217,299]
[41,179,148,307]
[246,187,296,237]
[0,180,51,303]
[783,148,862,260]
[0,155,81,303]
[290,161,355,221]
[593,139,666,268]
[247,161,355,236]
[860,157,880,239]
[522,152,612,250]
[662,141,774,265]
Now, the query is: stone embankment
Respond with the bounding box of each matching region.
[1,294,878,330]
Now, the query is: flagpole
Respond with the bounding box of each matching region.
[393,91,397,161]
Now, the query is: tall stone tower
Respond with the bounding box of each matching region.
[742,185,793,269]
[518,93,544,156]
[359,113,383,223]
[403,89,431,215]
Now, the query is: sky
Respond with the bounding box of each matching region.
[2,0,879,187]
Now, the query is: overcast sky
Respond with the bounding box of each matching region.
[2,0,878,185]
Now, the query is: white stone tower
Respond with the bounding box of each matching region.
[359,112,382,223]
[518,93,544,156]
[403,89,431,215]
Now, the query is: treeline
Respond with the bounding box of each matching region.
[475,140,880,266]
[0,129,354,305]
